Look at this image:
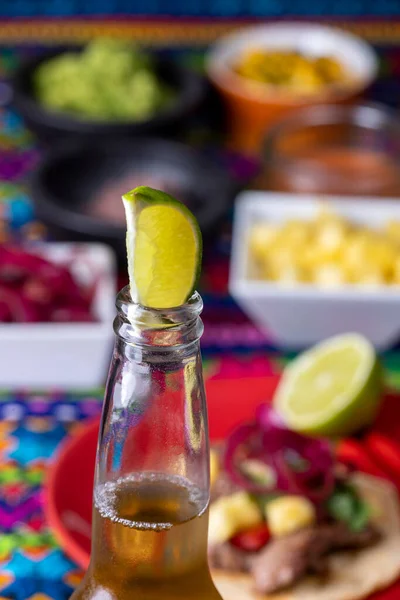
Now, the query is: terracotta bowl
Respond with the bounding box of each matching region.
[206,22,378,155]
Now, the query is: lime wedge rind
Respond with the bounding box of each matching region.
[122,193,139,303]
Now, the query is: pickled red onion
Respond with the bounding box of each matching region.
[224,404,335,504]
[0,246,96,323]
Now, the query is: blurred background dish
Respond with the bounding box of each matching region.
[207,23,378,155]
[230,193,400,349]
[258,103,400,197]
[30,137,236,263]
[0,245,100,323]
[33,40,176,123]
[0,242,116,388]
[247,205,400,287]
[31,137,236,260]
[12,41,208,143]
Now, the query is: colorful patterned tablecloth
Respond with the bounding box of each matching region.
[2,17,400,600]
[0,394,96,600]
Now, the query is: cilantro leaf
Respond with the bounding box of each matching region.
[326,482,370,532]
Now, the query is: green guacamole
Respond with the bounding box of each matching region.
[34,39,174,121]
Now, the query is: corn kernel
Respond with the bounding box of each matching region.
[208,492,262,545]
[314,263,347,287]
[248,209,400,288]
[392,257,400,284]
[316,221,346,254]
[357,269,387,286]
[265,495,316,537]
[385,220,400,244]
[248,224,278,259]
[280,220,311,248]
[275,265,307,286]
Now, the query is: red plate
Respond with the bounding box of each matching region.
[45,376,400,600]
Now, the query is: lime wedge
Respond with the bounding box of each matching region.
[122,186,202,308]
[274,334,383,437]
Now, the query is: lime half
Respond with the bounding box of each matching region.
[274,334,383,437]
[122,186,202,309]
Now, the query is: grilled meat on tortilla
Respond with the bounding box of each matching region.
[211,475,400,600]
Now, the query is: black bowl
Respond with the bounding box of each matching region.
[30,138,237,262]
[12,48,207,143]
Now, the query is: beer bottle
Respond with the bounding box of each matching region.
[71,287,223,599]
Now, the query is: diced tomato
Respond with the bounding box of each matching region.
[230,524,270,552]
[336,439,389,480]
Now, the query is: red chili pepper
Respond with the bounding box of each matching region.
[365,433,400,484]
[230,524,270,552]
[336,439,389,480]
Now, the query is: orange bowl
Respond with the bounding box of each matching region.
[207,23,378,155]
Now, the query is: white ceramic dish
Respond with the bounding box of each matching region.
[0,243,116,389]
[230,192,400,350]
[207,22,378,102]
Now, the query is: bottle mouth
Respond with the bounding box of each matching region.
[115,286,204,346]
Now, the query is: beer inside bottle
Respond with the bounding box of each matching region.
[71,288,223,599]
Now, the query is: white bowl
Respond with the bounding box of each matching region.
[230,192,400,350]
[207,22,378,103]
[0,242,116,389]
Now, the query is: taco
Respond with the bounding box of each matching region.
[208,406,400,600]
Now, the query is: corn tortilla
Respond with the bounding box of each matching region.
[212,474,400,600]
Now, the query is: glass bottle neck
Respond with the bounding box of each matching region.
[114,286,204,348]
[95,287,210,508]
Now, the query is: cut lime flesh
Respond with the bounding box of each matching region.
[122,186,202,309]
[274,334,383,437]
